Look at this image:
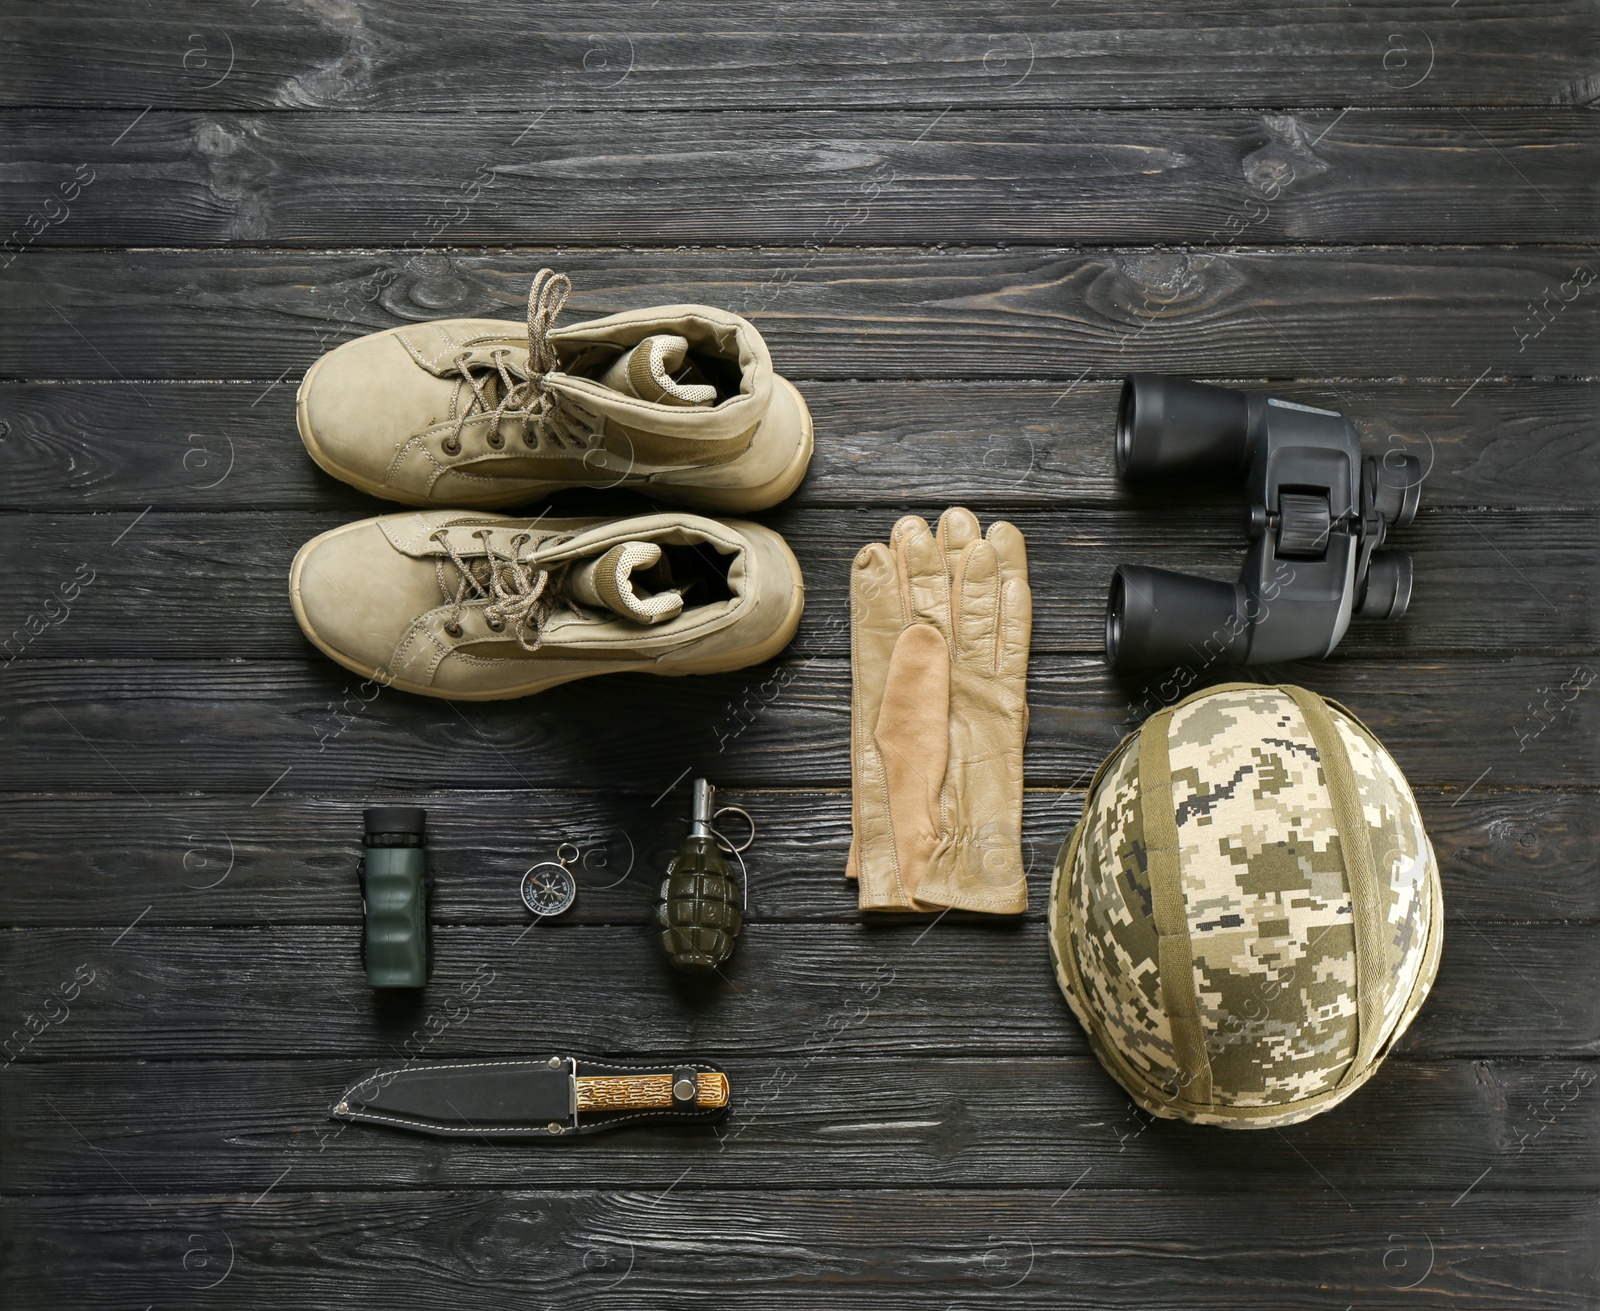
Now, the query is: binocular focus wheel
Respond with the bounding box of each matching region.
[1276,493,1333,559]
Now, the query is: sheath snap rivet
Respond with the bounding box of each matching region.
[336,1102,349,1114]
[548,1056,561,1069]
[547,1121,564,1134]
[673,1078,697,1101]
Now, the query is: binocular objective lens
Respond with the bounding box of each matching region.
[1115,384,1137,475]
[1105,573,1125,665]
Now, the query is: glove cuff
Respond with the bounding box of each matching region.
[915,835,1029,915]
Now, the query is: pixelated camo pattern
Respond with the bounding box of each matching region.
[1056,686,1437,1123]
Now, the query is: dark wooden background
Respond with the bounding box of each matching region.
[2,3,1597,1307]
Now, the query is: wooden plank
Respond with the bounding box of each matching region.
[2,787,1590,927]
[3,1189,1596,1309]
[4,2,1594,110]
[0,921,1593,1061]
[3,380,1598,513]
[0,657,1592,792]
[0,507,1591,661]
[4,248,1597,382]
[8,109,1596,247]
[2,1057,1594,1194]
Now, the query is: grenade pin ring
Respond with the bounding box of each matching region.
[520,841,579,919]
[709,805,754,911]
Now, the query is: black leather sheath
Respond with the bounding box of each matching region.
[332,1055,731,1137]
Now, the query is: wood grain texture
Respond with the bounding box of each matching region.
[0,657,1592,792]
[5,247,1597,382]
[4,7,1598,1304]
[2,787,1590,927]
[2,1057,1593,1193]
[0,922,1594,1062]
[4,1,1595,110]
[8,109,1595,246]
[3,380,1598,512]
[0,507,1591,660]
[3,1189,1597,1309]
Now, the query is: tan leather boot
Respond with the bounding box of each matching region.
[289,510,804,700]
[297,270,813,512]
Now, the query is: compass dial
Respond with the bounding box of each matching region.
[521,863,577,917]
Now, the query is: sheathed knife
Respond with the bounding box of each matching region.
[332,1055,731,1138]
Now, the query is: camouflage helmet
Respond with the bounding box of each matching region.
[1048,683,1442,1128]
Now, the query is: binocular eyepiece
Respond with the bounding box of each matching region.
[1106,374,1421,669]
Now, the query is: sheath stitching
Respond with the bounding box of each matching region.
[344,1056,714,1078]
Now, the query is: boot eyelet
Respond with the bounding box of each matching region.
[487,432,505,450]
[442,436,462,456]
[444,621,463,638]
[486,618,505,633]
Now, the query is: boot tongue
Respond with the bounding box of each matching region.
[596,334,717,407]
[567,541,684,625]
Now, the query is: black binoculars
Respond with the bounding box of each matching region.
[1107,374,1420,669]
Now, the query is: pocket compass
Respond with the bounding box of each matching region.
[520,842,579,918]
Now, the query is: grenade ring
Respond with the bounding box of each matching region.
[710,804,755,910]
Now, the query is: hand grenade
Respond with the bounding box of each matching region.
[657,779,745,971]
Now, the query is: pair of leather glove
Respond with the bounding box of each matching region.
[846,509,1032,914]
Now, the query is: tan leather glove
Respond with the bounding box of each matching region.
[847,509,1031,914]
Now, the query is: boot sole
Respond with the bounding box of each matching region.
[297,340,814,513]
[289,517,806,701]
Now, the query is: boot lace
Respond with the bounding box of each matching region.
[431,527,575,653]
[443,268,590,455]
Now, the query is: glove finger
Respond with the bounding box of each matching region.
[985,519,1030,588]
[936,507,982,586]
[875,622,951,904]
[953,539,1001,672]
[853,541,920,909]
[892,514,951,636]
[852,541,903,693]
[851,542,900,892]
[997,575,1032,685]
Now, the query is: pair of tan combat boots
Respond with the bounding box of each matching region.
[289,271,812,699]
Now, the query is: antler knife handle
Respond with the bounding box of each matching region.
[576,1071,729,1111]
